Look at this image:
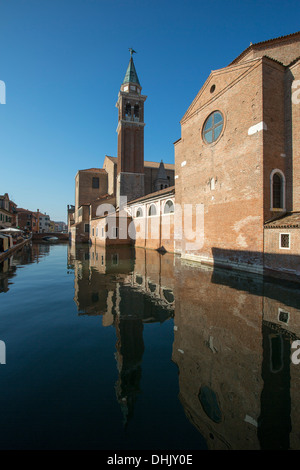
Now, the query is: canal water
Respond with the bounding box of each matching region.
[0,242,300,450]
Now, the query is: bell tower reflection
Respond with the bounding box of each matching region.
[68,243,175,427]
[114,315,144,427]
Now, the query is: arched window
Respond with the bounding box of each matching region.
[148,281,157,293]
[134,105,139,122]
[271,170,285,210]
[164,200,174,214]
[273,174,282,208]
[163,289,175,304]
[136,207,143,218]
[148,204,157,216]
[125,103,131,120]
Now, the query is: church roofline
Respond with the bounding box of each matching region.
[76,168,107,177]
[230,30,300,65]
[104,155,175,170]
[127,186,175,206]
[180,54,289,125]
[288,56,300,68]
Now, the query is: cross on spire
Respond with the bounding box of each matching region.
[123,49,140,86]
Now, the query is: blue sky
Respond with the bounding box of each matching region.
[0,0,299,222]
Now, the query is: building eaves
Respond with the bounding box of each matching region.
[0,208,13,216]
[144,160,175,170]
[79,168,107,173]
[263,55,286,67]
[230,30,300,65]
[104,155,175,170]
[288,56,300,68]
[264,212,300,228]
[127,186,175,205]
[16,208,32,213]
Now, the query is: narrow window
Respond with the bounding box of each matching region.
[92,177,99,189]
[125,103,131,120]
[112,254,119,265]
[84,224,89,233]
[273,173,282,208]
[134,105,139,122]
[148,204,156,216]
[269,334,283,373]
[136,207,143,218]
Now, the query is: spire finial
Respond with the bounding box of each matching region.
[129,48,137,57]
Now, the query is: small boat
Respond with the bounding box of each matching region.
[42,236,59,242]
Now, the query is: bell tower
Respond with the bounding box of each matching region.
[116,49,147,208]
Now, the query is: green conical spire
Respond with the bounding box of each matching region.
[123,53,140,86]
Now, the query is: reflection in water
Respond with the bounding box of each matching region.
[1,242,300,449]
[0,242,50,293]
[258,324,291,449]
[172,259,300,450]
[68,244,300,449]
[68,243,175,427]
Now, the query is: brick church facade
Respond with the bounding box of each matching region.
[70,31,300,281]
[175,31,300,278]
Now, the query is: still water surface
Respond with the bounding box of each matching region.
[0,242,300,450]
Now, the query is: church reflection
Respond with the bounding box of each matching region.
[173,259,300,450]
[68,243,175,426]
[68,243,300,449]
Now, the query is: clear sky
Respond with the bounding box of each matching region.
[0,0,299,222]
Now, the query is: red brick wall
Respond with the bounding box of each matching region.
[262,59,286,219]
[291,62,300,210]
[175,60,265,270]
